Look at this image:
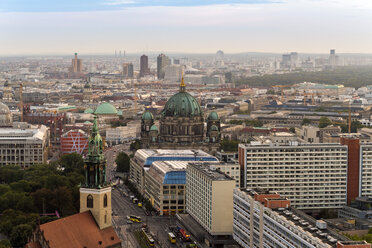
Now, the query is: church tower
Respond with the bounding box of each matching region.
[79,115,112,229]
[83,81,93,102]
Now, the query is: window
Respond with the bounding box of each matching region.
[87,195,93,208]
[104,194,108,208]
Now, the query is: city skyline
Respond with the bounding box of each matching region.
[1,0,372,55]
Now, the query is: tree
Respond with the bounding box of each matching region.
[10,224,33,247]
[130,139,141,151]
[289,127,296,133]
[116,152,130,173]
[318,117,332,128]
[0,240,11,248]
[59,153,84,175]
[302,118,311,125]
[220,139,240,152]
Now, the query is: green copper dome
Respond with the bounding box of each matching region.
[208,111,219,120]
[150,125,158,131]
[84,108,94,114]
[142,111,154,120]
[162,92,202,118]
[94,102,117,115]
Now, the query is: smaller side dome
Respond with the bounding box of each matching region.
[208,111,219,120]
[142,111,154,120]
[84,81,91,89]
[210,125,219,131]
[150,125,158,131]
[84,108,94,114]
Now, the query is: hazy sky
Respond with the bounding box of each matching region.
[1,0,372,55]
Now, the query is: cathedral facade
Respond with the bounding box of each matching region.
[141,79,221,154]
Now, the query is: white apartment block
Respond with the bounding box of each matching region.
[239,143,348,209]
[186,163,235,235]
[233,189,351,248]
[215,163,240,188]
[360,144,372,198]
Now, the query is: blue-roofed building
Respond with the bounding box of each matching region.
[145,161,189,216]
[130,149,218,195]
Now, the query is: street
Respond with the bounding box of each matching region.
[105,143,199,248]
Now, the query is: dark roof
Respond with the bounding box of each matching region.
[40,211,120,248]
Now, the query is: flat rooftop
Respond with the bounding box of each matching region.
[188,162,235,181]
[134,149,218,167]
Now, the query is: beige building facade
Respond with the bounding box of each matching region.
[186,163,235,235]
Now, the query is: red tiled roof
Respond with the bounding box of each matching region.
[40,211,120,248]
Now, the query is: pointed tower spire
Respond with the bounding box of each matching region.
[180,73,186,92]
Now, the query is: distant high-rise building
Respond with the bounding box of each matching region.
[71,52,83,73]
[123,63,134,78]
[330,49,337,67]
[164,64,183,83]
[157,53,170,79]
[140,54,149,78]
[281,52,299,69]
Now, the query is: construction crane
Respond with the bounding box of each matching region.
[272,85,292,102]
[303,91,315,105]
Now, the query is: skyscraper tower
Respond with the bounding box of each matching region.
[140,54,149,78]
[79,116,112,230]
[329,49,336,67]
[157,53,170,79]
[71,53,83,73]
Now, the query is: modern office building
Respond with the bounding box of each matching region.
[330,49,337,67]
[238,142,348,209]
[233,188,370,248]
[140,54,149,78]
[186,163,235,236]
[0,125,49,168]
[144,160,187,215]
[164,64,183,83]
[130,149,218,194]
[122,63,134,78]
[157,53,170,79]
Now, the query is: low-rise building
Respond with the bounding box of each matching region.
[106,124,139,145]
[0,125,49,168]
